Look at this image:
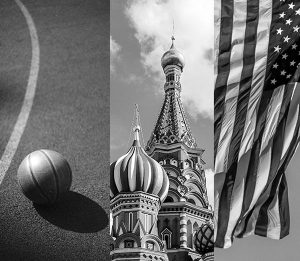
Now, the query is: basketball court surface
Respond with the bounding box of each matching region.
[0,0,110,260]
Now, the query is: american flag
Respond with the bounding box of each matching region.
[215,0,300,248]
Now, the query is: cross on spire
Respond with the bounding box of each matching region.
[171,18,175,46]
[134,104,141,132]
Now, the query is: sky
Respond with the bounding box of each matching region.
[110,0,300,260]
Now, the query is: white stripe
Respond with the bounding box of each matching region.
[151,160,163,195]
[128,148,136,191]
[266,193,281,239]
[143,154,153,191]
[281,84,300,159]
[261,86,285,154]
[0,0,40,185]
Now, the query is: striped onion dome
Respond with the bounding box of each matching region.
[110,124,169,202]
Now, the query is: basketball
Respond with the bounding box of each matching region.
[17,150,72,205]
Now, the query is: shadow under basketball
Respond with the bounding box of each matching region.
[34,191,108,233]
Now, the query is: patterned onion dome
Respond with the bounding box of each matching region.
[110,125,169,202]
[194,222,214,255]
[161,36,185,70]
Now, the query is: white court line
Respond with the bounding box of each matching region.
[0,0,40,184]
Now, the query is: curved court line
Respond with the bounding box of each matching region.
[0,0,40,184]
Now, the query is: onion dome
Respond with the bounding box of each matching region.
[194,222,214,255]
[161,36,185,71]
[110,107,169,203]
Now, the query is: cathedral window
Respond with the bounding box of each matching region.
[187,198,196,205]
[165,196,174,203]
[124,240,134,248]
[161,228,172,249]
[146,241,154,250]
[166,74,175,82]
[164,234,171,249]
[128,212,133,231]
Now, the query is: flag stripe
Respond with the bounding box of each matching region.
[214,0,234,158]
[214,0,235,241]
[236,96,299,238]
[238,0,273,160]
[236,84,294,237]
[253,100,290,237]
[247,86,285,211]
[278,174,289,239]
[216,0,261,247]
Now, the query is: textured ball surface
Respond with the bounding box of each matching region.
[17,150,72,205]
[194,222,214,255]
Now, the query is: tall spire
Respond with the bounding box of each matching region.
[147,37,196,151]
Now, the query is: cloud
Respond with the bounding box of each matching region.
[125,0,214,118]
[205,168,214,208]
[110,35,121,73]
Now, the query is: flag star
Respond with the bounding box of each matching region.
[282,53,288,59]
[286,19,292,25]
[280,70,286,75]
[271,79,277,85]
[273,63,279,69]
[279,12,286,18]
[290,60,296,66]
[287,74,292,79]
[296,8,300,15]
[293,25,300,32]
[274,45,281,53]
[289,2,295,9]
[283,36,290,42]
[292,43,298,49]
[277,28,283,35]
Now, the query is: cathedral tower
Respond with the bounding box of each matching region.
[110,107,169,261]
[146,37,213,261]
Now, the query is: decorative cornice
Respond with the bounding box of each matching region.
[111,192,161,216]
[158,202,213,220]
[111,248,168,261]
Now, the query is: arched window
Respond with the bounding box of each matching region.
[164,196,174,203]
[124,240,134,248]
[146,241,154,250]
[164,234,170,249]
[187,198,196,205]
[161,228,172,249]
[187,220,193,248]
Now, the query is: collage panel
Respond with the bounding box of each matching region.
[110,0,214,260]
[0,0,110,260]
[214,0,300,260]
